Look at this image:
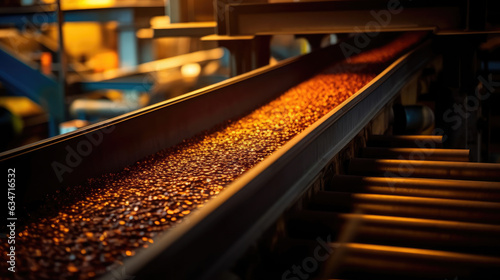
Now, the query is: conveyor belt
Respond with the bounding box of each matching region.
[0,32,432,279]
[268,135,500,280]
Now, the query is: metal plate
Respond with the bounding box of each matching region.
[224,0,461,35]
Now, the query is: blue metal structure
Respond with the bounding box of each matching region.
[0,44,63,135]
[0,3,164,135]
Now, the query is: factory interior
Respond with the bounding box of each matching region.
[2,0,500,279]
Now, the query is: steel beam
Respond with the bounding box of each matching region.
[153,21,216,38]
[224,0,462,36]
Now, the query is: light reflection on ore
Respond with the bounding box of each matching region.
[2,33,423,279]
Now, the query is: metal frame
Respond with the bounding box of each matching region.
[0,43,63,135]
[118,38,432,280]
[0,3,165,134]
[224,0,462,36]
[77,79,153,92]
[153,21,216,38]
[201,34,270,77]
[0,4,57,28]
[0,33,432,279]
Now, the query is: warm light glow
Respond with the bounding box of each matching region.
[348,243,483,259]
[74,0,114,6]
[203,61,220,75]
[40,52,52,75]
[150,16,171,27]
[136,28,154,39]
[88,51,119,72]
[4,33,427,278]
[181,63,201,78]
[0,96,43,116]
[63,23,103,58]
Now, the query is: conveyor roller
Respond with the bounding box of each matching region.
[266,135,500,279]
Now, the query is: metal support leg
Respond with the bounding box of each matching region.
[214,35,270,77]
[54,0,66,135]
[139,37,154,64]
[215,0,268,35]
[118,26,139,68]
[435,35,483,161]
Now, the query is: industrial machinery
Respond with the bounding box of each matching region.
[1,1,500,280]
[0,0,227,142]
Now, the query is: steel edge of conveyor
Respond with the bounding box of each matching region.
[225,0,461,36]
[102,39,433,279]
